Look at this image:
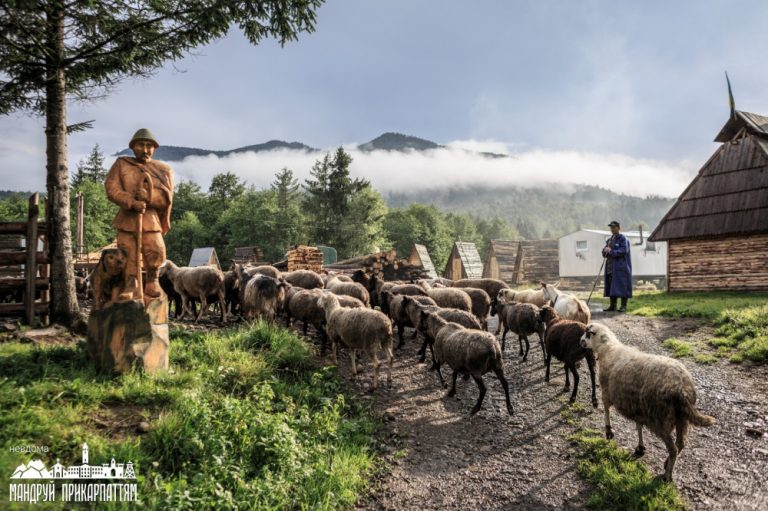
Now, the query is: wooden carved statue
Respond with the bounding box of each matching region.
[104,128,174,304]
[90,247,129,310]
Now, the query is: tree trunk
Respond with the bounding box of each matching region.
[45,5,79,326]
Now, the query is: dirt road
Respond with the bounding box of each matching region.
[346,310,768,510]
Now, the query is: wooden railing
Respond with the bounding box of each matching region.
[0,193,50,325]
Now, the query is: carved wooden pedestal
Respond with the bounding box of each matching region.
[87,295,169,374]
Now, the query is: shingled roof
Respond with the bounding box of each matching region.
[650,113,768,242]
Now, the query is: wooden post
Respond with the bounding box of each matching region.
[24,193,39,325]
[76,191,84,257]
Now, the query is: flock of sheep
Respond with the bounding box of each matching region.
[156,260,714,483]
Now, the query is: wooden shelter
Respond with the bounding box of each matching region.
[231,246,264,265]
[649,110,768,291]
[189,247,221,270]
[443,242,482,280]
[408,244,437,279]
[483,239,559,285]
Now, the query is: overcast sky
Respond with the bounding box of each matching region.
[2,0,767,196]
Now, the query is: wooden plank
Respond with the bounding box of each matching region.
[0,251,49,265]
[25,193,39,325]
[0,221,47,235]
[0,278,49,290]
[0,302,50,315]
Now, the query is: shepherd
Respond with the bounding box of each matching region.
[602,220,632,312]
[105,128,174,302]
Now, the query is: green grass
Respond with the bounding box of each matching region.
[628,291,768,364]
[661,338,694,358]
[1,320,376,510]
[570,427,686,510]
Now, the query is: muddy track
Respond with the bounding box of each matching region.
[322,310,768,511]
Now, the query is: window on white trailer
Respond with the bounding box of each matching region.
[645,241,657,252]
[576,240,588,251]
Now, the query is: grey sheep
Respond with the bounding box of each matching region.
[238,265,287,321]
[405,296,481,365]
[496,301,546,362]
[580,322,715,482]
[539,306,596,406]
[244,264,282,279]
[283,269,324,290]
[418,282,472,312]
[318,292,394,392]
[160,260,226,323]
[418,311,513,416]
[325,273,371,306]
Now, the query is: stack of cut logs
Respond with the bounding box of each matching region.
[324,249,429,281]
[286,245,324,272]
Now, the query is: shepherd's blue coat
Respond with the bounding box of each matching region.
[604,234,632,298]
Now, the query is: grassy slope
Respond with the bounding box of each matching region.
[0,322,376,510]
[629,291,768,363]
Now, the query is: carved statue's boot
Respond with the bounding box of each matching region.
[144,270,162,298]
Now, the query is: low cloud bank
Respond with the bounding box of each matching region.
[166,141,695,198]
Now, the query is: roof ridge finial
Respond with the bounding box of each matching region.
[725,71,736,119]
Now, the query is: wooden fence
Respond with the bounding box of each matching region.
[0,193,50,325]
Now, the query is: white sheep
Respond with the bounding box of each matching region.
[580,323,715,482]
[540,282,590,324]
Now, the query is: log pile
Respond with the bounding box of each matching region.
[286,245,324,272]
[325,249,429,281]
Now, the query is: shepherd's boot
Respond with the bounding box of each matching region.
[603,297,617,312]
[619,297,628,313]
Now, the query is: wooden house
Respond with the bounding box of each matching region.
[443,242,483,280]
[189,247,221,270]
[231,246,264,265]
[559,229,667,288]
[483,239,559,285]
[408,244,437,279]
[649,110,768,291]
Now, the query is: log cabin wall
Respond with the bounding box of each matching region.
[668,234,768,291]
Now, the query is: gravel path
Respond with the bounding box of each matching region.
[341,310,768,511]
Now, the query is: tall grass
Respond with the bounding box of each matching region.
[0,320,376,510]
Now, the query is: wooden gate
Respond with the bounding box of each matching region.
[0,193,50,325]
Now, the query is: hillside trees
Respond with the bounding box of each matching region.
[0,0,323,325]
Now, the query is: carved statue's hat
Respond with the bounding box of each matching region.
[129,128,159,149]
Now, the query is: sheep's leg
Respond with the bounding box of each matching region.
[435,363,446,388]
[179,292,191,320]
[411,328,418,340]
[218,290,227,323]
[302,320,308,336]
[331,338,338,365]
[603,399,614,439]
[369,349,380,392]
[447,369,459,396]
[633,423,646,458]
[470,375,487,416]
[545,351,552,382]
[675,420,689,454]
[563,364,571,391]
[518,335,524,357]
[428,342,438,370]
[659,431,678,482]
[568,363,579,403]
[194,295,206,323]
[587,354,598,408]
[417,336,428,362]
[386,345,393,389]
[501,326,508,352]
[521,335,530,362]
[538,333,547,361]
[494,367,514,415]
[396,322,405,349]
[350,349,358,377]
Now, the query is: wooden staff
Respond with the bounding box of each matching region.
[135,170,153,302]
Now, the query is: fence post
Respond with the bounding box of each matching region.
[24,193,39,325]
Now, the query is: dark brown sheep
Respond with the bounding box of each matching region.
[498,301,546,362]
[539,306,597,406]
[453,287,491,329]
[384,293,437,348]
